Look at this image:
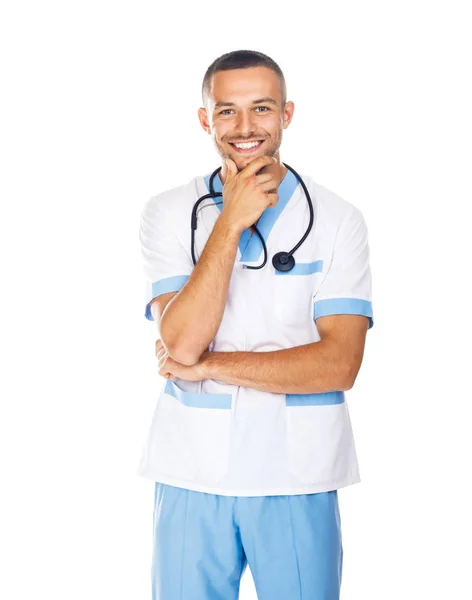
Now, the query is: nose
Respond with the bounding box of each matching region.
[234,109,257,136]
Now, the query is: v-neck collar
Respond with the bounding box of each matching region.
[203,166,300,263]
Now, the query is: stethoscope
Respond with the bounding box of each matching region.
[191,162,314,272]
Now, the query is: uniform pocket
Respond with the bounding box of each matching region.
[285,394,357,484]
[273,259,327,325]
[144,379,233,485]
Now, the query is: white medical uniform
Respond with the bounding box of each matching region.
[137,167,374,497]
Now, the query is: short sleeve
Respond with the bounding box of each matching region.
[313,206,374,329]
[139,196,193,321]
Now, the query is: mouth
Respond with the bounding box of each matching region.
[228,139,265,154]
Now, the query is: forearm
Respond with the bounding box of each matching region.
[199,340,352,394]
[161,215,241,365]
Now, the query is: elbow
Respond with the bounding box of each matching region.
[342,363,360,391]
[168,346,201,366]
[158,321,197,366]
[343,378,355,391]
[159,317,208,366]
[160,329,202,366]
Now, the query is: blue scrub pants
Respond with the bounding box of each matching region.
[151,482,343,599]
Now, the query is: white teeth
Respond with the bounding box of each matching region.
[234,141,261,149]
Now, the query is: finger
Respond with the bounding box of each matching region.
[158,363,171,378]
[224,158,238,185]
[266,192,279,207]
[253,172,276,185]
[158,351,169,369]
[156,347,166,361]
[158,354,168,370]
[257,178,279,193]
[240,155,277,179]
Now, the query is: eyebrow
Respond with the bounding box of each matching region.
[213,97,278,109]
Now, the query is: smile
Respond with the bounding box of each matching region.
[229,140,265,154]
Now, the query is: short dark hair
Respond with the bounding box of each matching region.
[202,49,287,108]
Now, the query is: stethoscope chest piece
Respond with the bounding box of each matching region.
[272,251,295,272]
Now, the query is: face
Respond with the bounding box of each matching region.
[198,66,294,176]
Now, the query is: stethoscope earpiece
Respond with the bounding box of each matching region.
[191,162,314,271]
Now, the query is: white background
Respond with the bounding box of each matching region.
[1,1,471,598]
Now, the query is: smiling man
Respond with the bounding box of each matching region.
[137,49,374,600]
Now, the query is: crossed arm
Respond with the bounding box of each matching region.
[194,314,368,394]
[149,206,370,395]
[152,293,369,394]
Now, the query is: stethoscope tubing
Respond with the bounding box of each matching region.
[191,162,314,271]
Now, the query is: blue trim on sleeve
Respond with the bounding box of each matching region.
[286,391,345,406]
[165,379,233,409]
[144,275,190,321]
[313,297,374,329]
[274,260,323,275]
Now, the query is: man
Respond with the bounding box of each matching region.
[138,49,374,600]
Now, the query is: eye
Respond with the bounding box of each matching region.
[219,106,270,115]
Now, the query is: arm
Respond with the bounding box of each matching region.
[153,216,240,366]
[160,202,374,392]
[143,156,278,366]
[161,155,278,365]
[197,314,369,394]
[140,195,241,366]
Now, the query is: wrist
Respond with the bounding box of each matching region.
[198,350,216,379]
[218,212,243,237]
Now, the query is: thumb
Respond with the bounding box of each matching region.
[224,158,237,184]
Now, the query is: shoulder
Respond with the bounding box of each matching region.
[310,178,364,221]
[300,176,367,239]
[141,177,200,220]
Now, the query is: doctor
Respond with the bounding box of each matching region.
[138,49,374,600]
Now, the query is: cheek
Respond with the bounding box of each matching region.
[270,125,283,140]
[213,124,232,142]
